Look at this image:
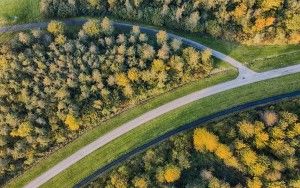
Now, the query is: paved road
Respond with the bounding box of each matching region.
[1,20,300,188]
[23,66,300,188]
[75,90,300,187]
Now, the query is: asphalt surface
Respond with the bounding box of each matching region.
[1,19,300,188]
[75,90,300,188]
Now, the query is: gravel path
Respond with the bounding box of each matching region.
[1,19,300,188]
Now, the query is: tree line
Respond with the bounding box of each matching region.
[88,100,300,188]
[0,18,213,184]
[40,0,300,45]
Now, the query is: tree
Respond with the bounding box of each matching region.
[82,19,101,37]
[101,17,113,35]
[163,165,181,183]
[10,121,32,137]
[261,0,283,11]
[133,177,148,188]
[115,73,130,87]
[238,121,254,138]
[233,3,247,19]
[185,12,200,32]
[64,114,80,131]
[171,39,182,52]
[87,0,101,9]
[156,30,168,45]
[55,34,66,45]
[127,68,139,82]
[152,59,166,72]
[47,21,65,35]
[247,177,262,188]
[241,149,258,166]
[262,111,278,126]
[206,20,222,37]
[286,14,300,31]
[193,128,219,152]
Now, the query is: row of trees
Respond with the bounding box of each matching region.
[88,102,300,188]
[40,0,300,44]
[0,18,213,184]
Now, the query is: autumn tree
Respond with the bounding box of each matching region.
[163,165,181,183]
[156,30,168,45]
[82,19,101,37]
[47,20,65,35]
[64,114,80,131]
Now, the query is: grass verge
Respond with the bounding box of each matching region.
[5,69,237,188]
[39,72,300,188]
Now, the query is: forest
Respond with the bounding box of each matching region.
[0,18,214,184]
[88,98,300,188]
[40,0,300,45]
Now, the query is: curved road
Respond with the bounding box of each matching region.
[75,90,300,187]
[1,20,300,188]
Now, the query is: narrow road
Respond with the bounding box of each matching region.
[1,20,300,188]
[75,90,300,187]
[23,66,300,188]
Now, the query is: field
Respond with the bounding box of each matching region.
[0,0,41,25]
[11,72,299,188]
[183,33,300,72]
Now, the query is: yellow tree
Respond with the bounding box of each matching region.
[232,3,247,19]
[133,177,148,188]
[82,19,101,37]
[10,121,32,137]
[261,0,283,11]
[128,68,139,82]
[247,177,262,188]
[64,114,80,131]
[163,165,181,183]
[152,59,166,72]
[47,21,65,35]
[88,0,100,9]
[156,30,168,45]
[193,128,219,152]
[55,34,66,45]
[115,73,130,87]
[0,55,8,71]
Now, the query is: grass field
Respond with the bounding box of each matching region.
[5,69,237,188]
[38,72,300,188]
[0,0,41,25]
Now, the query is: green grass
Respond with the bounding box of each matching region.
[5,69,237,188]
[39,72,300,188]
[0,0,41,25]
[182,33,300,72]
